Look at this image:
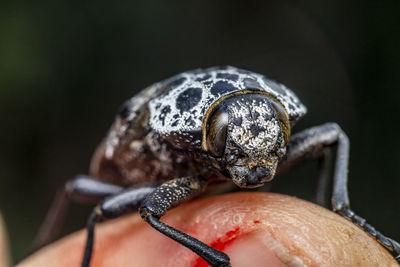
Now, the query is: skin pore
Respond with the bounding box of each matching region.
[17,192,397,267]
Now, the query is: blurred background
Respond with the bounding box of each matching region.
[1,0,399,263]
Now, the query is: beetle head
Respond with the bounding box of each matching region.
[204,93,290,188]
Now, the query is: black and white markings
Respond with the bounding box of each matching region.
[148,66,307,135]
[33,66,400,267]
[176,87,203,113]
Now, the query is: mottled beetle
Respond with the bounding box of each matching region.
[32,66,400,266]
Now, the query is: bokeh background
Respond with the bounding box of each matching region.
[1,0,399,263]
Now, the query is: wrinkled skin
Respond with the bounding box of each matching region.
[19,193,396,267]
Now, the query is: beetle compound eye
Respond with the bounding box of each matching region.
[270,100,291,144]
[206,107,228,157]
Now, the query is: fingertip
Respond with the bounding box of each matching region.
[19,193,398,267]
[0,213,10,267]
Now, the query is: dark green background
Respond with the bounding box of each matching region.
[1,0,399,263]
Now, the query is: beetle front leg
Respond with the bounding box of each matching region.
[81,185,156,267]
[278,122,400,262]
[31,175,124,252]
[139,176,231,267]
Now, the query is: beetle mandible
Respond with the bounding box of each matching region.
[32,66,400,266]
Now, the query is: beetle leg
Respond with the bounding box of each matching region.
[81,185,156,267]
[315,148,331,207]
[31,175,124,252]
[277,124,335,206]
[82,186,155,267]
[139,176,231,267]
[278,122,400,262]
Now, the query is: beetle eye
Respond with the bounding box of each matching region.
[270,100,291,144]
[206,107,228,157]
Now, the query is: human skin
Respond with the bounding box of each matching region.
[18,193,397,267]
[0,213,10,267]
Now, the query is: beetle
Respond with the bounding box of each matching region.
[32,66,400,266]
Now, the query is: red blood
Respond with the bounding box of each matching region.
[193,227,240,267]
[225,226,240,239]
[253,220,261,224]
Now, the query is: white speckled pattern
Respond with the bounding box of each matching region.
[148,66,306,135]
[103,66,306,159]
[227,96,282,156]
